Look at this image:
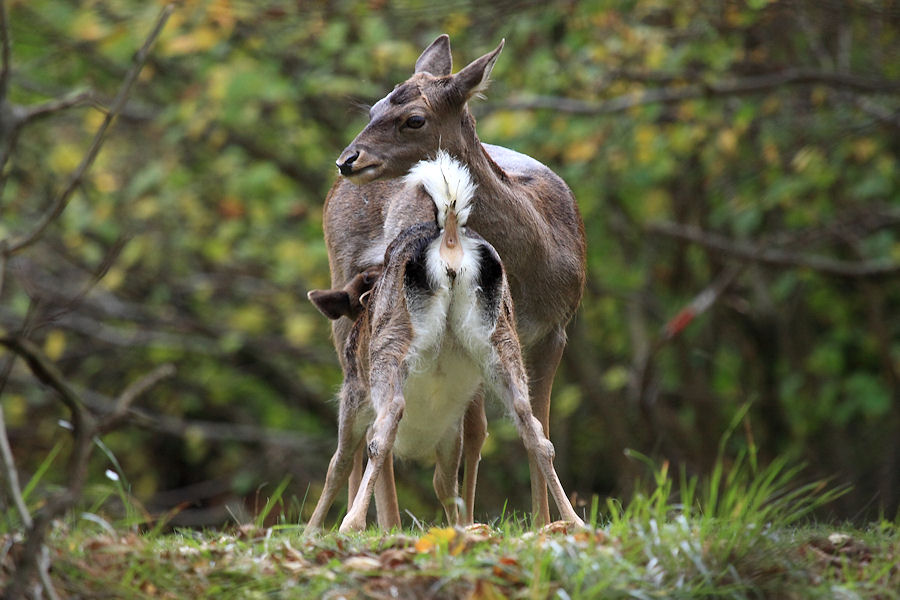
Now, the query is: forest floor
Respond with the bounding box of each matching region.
[18,516,900,599]
[4,445,898,598]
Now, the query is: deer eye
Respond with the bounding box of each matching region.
[404,115,425,129]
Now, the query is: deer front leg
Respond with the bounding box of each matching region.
[433,426,463,526]
[523,330,567,526]
[307,386,367,533]
[340,385,405,533]
[460,390,487,525]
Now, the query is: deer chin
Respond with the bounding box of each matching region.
[343,164,383,185]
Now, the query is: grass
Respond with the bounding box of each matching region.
[28,498,900,599]
[3,416,898,598]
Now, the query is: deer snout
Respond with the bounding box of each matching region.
[336,150,360,176]
[336,147,383,182]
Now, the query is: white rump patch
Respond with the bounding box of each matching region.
[404,150,477,228]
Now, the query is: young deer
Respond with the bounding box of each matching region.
[322,35,586,528]
[307,152,583,532]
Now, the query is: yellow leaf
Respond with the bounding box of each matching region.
[166,26,221,55]
[44,330,66,361]
[852,138,877,163]
[564,139,598,164]
[229,305,268,334]
[634,124,657,164]
[95,172,119,194]
[49,143,83,174]
[415,527,457,553]
[70,11,109,42]
[717,129,738,156]
[3,395,27,427]
[284,313,315,346]
[102,267,125,291]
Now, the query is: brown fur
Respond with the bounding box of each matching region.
[306,211,584,532]
[321,35,586,527]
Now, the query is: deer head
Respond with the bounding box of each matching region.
[336,35,504,184]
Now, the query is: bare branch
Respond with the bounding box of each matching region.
[0,394,32,529]
[4,4,175,256]
[0,8,175,596]
[0,334,94,600]
[854,96,900,130]
[495,69,900,116]
[648,221,900,279]
[0,239,7,300]
[0,335,92,431]
[18,90,98,124]
[71,383,328,451]
[0,0,10,100]
[99,363,176,433]
[658,265,744,343]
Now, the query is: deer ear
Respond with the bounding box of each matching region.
[415,34,452,76]
[307,289,352,320]
[453,39,504,100]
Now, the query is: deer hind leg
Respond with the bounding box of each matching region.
[487,328,584,527]
[348,446,363,512]
[433,425,463,526]
[374,452,401,529]
[460,389,487,525]
[523,330,567,526]
[340,375,405,533]
[350,446,401,530]
[306,384,367,533]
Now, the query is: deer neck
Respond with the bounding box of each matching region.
[449,115,541,253]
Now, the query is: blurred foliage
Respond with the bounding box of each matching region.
[1,0,898,526]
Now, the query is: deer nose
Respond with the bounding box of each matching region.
[336,151,360,176]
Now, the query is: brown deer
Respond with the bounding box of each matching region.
[307,152,583,532]
[321,35,586,528]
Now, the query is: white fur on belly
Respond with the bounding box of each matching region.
[397,234,497,461]
[393,338,483,460]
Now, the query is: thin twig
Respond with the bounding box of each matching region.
[0,0,10,100]
[495,69,900,116]
[657,265,744,344]
[0,335,91,430]
[0,334,94,600]
[648,221,900,279]
[99,363,176,433]
[0,393,32,529]
[0,238,7,299]
[5,4,174,255]
[0,8,175,596]
[18,90,98,124]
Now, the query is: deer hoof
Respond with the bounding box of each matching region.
[339,513,367,533]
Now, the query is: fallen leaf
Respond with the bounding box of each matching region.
[463,523,496,545]
[472,579,507,600]
[342,555,382,572]
[379,547,415,569]
[492,556,522,582]
[415,527,458,553]
[281,540,307,563]
[540,520,574,535]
